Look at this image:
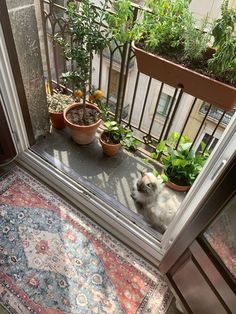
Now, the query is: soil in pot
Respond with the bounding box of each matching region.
[66,107,100,126]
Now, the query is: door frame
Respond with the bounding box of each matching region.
[0,0,34,149]
[161,115,236,252]
[160,150,236,273]
[0,94,17,163]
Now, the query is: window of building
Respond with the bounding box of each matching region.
[197,133,219,154]
[199,102,235,125]
[156,93,172,116]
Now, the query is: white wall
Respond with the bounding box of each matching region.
[190,0,223,21]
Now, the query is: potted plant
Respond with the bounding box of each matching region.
[132,0,236,111]
[55,0,110,144]
[47,92,72,129]
[151,132,209,191]
[99,120,139,156]
[100,120,127,156]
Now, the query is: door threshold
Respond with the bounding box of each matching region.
[16,150,164,265]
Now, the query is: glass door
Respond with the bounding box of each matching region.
[0,3,33,158]
[202,193,236,281]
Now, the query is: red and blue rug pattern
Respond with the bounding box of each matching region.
[0,167,171,314]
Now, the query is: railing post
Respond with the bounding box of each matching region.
[115,42,128,121]
[39,0,53,93]
[115,5,139,123]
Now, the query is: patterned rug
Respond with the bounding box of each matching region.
[0,166,171,314]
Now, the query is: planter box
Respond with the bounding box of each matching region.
[132,42,236,112]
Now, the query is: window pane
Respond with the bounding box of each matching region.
[156,93,172,116]
[203,194,236,279]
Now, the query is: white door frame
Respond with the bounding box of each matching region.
[0,24,29,153]
[161,115,236,252]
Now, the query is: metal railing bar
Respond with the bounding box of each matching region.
[163,89,183,140]
[118,6,139,123]
[203,111,226,154]
[98,50,103,89]
[89,52,92,92]
[190,104,213,150]
[159,88,179,141]
[51,22,60,84]
[175,97,197,149]
[115,43,128,120]
[148,83,164,135]
[39,3,53,92]
[138,77,152,129]
[128,72,140,127]
[118,42,132,123]
[44,0,66,12]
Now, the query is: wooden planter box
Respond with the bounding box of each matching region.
[132,42,236,112]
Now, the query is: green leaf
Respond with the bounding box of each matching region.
[152,168,159,177]
[156,140,166,154]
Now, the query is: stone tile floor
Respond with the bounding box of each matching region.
[32,128,185,235]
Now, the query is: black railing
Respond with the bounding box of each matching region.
[39,0,235,156]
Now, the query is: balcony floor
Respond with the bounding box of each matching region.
[32,127,185,235]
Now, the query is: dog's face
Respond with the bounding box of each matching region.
[136,171,158,195]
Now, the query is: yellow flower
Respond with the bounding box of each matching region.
[93,89,103,100]
[74,89,83,98]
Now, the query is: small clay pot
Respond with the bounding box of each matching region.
[63,102,101,145]
[49,112,65,129]
[99,133,121,156]
[165,180,191,192]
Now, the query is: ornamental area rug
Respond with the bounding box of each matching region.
[0,166,171,314]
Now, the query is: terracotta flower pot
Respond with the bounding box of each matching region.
[63,102,101,145]
[165,180,191,192]
[99,133,121,156]
[49,112,65,129]
[132,41,236,112]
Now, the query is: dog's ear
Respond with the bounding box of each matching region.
[139,169,146,177]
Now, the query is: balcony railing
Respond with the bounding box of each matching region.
[39,0,235,157]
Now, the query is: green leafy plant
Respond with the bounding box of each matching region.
[208,0,236,83]
[121,131,140,151]
[131,0,236,86]
[47,92,72,113]
[151,132,209,186]
[133,0,193,52]
[105,0,134,43]
[183,16,212,63]
[54,0,110,122]
[103,120,128,144]
[103,120,140,150]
